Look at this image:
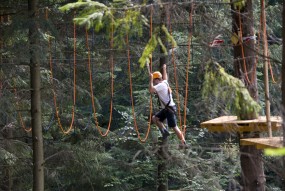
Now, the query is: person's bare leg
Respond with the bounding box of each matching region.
[152,116,170,138]
[152,116,165,129]
[173,126,185,144]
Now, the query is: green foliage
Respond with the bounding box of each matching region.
[161,25,177,48]
[114,9,147,48]
[0,140,33,190]
[138,31,158,68]
[233,0,246,10]
[139,25,177,68]
[59,1,176,67]
[224,0,246,10]
[1,0,284,190]
[0,147,18,165]
[60,1,111,31]
[167,139,241,191]
[268,0,283,6]
[59,0,148,48]
[44,135,156,191]
[45,141,115,190]
[265,147,285,156]
[202,61,261,119]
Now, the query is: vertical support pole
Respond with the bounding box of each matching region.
[260,0,272,137]
[28,0,44,190]
[157,139,168,191]
[281,0,285,189]
[157,3,168,191]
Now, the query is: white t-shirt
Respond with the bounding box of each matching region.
[154,80,175,108]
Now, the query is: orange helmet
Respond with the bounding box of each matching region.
[153,71,162,79]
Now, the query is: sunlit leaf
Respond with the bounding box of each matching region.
[264,147,285,156]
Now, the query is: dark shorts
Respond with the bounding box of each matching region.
[155,106,177,128]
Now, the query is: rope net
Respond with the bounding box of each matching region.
[0,1,282,140]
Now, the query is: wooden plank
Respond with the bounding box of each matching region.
[200,116,282,133]
[240,137,283,149]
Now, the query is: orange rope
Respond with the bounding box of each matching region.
[104,17,115,136]
[15,7,51,133]
[252,11,261,83]
[238,9,251,84]
[14,88,32,132]
[167,12,182,130]
[149,5,153,72]
[85,28,112,137]
[259,2,277,83]
[183,5,193,135]
[0,81,2,97]
[48,22,76,134]
[252,5,277,84]
[126,34,151,142]
[45,7,48,19]
[268,60,277,83]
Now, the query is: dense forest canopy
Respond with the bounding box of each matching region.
[0,0,284,190]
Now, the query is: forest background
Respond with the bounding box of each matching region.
[0,0,284,190]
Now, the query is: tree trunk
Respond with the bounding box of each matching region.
[239,133,265,191]
[157,3,168,191]
[232,0,258,102]
[281,0,285,189]
[157,139,169,191]
[231,1,265,190]
[28,0,44,190]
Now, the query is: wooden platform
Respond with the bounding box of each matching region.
[240,137,283,149]
[200,116,282,133]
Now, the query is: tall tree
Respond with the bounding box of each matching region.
[231,0,265,190]
[28,0,44,190]
[281,0,285,189]
[157,4,168,191]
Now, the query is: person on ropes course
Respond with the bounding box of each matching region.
[148,63,187,147]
